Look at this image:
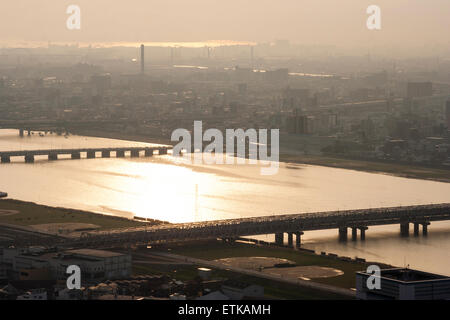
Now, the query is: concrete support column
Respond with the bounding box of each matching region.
[102,151,110,158]
[48,153,58,161]
[159,148,168,155]
[422,222,430,236]
[359,226,368,241]
[414,223,420,236]
[19,129,24,137]
[275,233,284,246]
[351,227,358,241]
[295,232,304,248]
[87,151,96,159]
[1,156,11,163]
[71,152,81,160]
[287,233,293,247]
[25,155,34,163]
[116,150,125,158]
[131,150,140,158]
[400,222,410,237]
[145,149,154,157]
[338,227,348,242]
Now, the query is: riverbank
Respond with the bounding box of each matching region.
[280,153,450,183]
[0,199,165,230]
[73,129,450,183]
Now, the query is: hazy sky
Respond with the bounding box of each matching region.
[0,0,449,48]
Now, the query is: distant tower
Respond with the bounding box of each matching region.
[140,44,145,74]
[250,46,254,69]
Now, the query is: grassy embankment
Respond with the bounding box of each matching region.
[132,240,392,299]
[0,199,156,230]
[165,240,391,289]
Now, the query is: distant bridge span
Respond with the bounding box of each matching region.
[65,203,450,248]
[0,146,171,163]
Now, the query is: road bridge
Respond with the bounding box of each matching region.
[64,203,450,248]
[0,146,171,163]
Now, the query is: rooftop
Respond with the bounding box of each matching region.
[65,249,125,258]
[359,268,450,283]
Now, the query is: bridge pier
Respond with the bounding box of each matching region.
[1,156,10,163]
[338,227,348,242]
[145,149,154,157]
[351,227,357,241]
[24,155,34,163]
[71,152,81,160]
[102,151,110,158]
[159,148,167,155]
[130,150,140,158]
[295,232,304,248]
[116,150,125,158]
[414,223,420,236]
[48,153,58,161]
[275,233,284,246]
[359,226,368,241]
[422,222,430,236]
[287,233,293,247]
[87,151,96,159]
[400,222,410,237]
[19,129,24,137]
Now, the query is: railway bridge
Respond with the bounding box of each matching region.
[65,203,450,248]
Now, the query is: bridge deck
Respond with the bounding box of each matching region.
[0,147,171,157]
[66,203,450,247]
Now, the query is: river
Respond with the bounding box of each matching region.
[1,129,450,275]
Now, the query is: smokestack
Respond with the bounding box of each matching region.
[140,44,145,74]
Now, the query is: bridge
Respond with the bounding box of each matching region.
[0,146,172,163]
[63,203,450,248]
[0,119,163,137]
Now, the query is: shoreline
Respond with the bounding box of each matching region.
[0,198,167,230]
[73,129,450,183]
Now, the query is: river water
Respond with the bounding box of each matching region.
[1,129,450,275]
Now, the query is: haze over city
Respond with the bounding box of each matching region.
[0,0,449,56]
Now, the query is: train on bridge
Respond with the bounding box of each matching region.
[59,203,450,249]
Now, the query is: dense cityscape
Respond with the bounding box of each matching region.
[1,43,449,167]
